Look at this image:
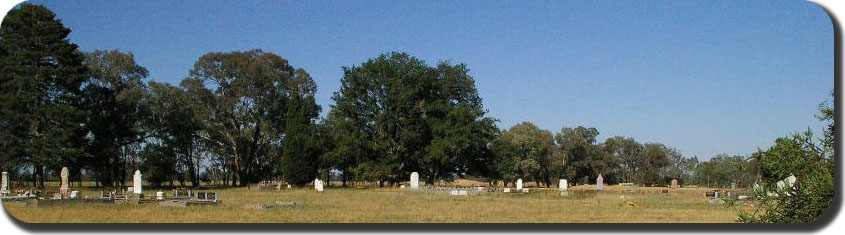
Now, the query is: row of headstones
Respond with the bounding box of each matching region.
[310,172,609,193]
[54,167,144,198]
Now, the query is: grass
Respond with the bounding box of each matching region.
[2,184,746,223]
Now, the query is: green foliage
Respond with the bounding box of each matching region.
[281,88,322,186]
[0,3,88,185]
[738,96,834,223]
[500,122,557,186]
[328,52,495,184]
[693,154,756,188]
[82,50,150,186]
[738,132,834,223]
[186,49,315,185]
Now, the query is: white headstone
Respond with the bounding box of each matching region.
[785,175,797,186]
[133,170,142,194]
[777,175,798,195]
[314,179,324,192]
[156,191,164,200]
[1,172,9,195]
[503,188,511,193]
[558,179,568,192]
[400,185,406,189]
[596,174,604,191]
[69,191,79,199]
[516,179,523,191]
[410,172,420,189]
[59,167,69,195]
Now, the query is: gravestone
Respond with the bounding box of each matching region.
[133,170,142,194]
[156,191,164,200]
[314,179,324,192]
[670,179,678,191]
[503,188,511,193]
[596,174,603,191]
[410,172,420,189]
[730,182,736,190]
[1,172,9,196]
[69,191,79,199]
[516,179,523,191]
[558,179,568,192]
[785,175,797,186]
[59,167,69,196]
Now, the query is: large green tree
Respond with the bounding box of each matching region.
[186,49,312,185]
[330,52,495,184]
[500,122,557,187]
[0,3,88,187]
[280,70,322,186]
[556,126,608,184]
[82,50,150,186]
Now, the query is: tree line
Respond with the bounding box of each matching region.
[0,3,832,206]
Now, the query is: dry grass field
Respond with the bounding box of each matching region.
[2,184,748,223]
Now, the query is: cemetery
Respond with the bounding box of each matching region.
[0,2,833,224]
[2,170,756,223]
[1,168,221,209]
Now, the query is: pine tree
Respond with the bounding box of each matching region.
[0,3,88,186]
[280,89,321,186]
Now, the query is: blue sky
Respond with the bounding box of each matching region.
[22,0,833,159]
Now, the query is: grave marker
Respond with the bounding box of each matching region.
[314,179,324,192]
[596,174,604,191]
[516,179,523,191]
[59,167,69,196]
[670,179,678,192]
[410,172,420,189]
[1,172,9,196]
[558,179,568,192]
[133,170,142,194]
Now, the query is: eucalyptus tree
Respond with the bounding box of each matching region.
[82,50,150,186]
[186,49,314,185]
[501,122,556,186]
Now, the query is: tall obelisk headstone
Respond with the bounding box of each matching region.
[596,174,604,191]
[59,167,70,197]
[1,171,9,196]
[133,170,142,194]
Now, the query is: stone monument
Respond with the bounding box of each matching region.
[314,179,324,192]
[516,178,523,191]
[596,174,603,191]
[133,170,142,194]
[1,171,9,196]
[59,167,69,196]
[410,172,420,189]
[670,179,679,190]
[558,179,568,192]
